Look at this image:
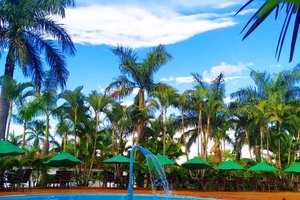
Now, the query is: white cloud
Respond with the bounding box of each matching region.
[161,62,251,85]
[77,0,246,10]
[216,1,241,9]
[202,62,252,83]
[59,4,237,48]
[161,75,194,84]
[175,76,194,84]
[161,76,174,82]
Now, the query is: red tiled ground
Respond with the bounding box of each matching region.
[0,188,299,200]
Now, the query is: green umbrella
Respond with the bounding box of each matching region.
[247,162,278,171]
[284,163,300,173]
[44,151,82,167]
[144,154,175,166]
[103,155,136,164]
[181,157,211,170]
[215,160,244,171]
[0,140,26,157]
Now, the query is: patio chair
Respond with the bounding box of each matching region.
[47,170,62,188]
[167,173,178,189]
[58,171,73,188]
[216,175,225,191]
[267,177,277,191]
[200,175,210,190]
[104,172,116,188]
[249,177,258,190]
[6,168,33,191]
[236,177,245,191]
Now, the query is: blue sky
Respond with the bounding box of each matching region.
[60,0,298,99]
[5,0,300,159]
[10,0,298,100]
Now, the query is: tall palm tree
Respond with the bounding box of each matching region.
[55,112,73,151]
[60,86,88,156]
[0,0,76,139]
[86,90,112,182]
[238,0,300,62]
[231,67,300,161]
[203,73,226,159]
[148,87,178,155]
[184,73,209,158]
[13,101,37,148]
[33,89,59,156]
[107,45,172,143]
[173,91,190,160]
[0,76,35,139]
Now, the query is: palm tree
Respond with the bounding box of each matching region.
[238,0,300,62]
[231,67,300,161]
[0,76,35,139]
[86,90,112,182]
[204,73,226,159]
[0,0,76,139]
[13,101,37,148]
[26,120,45,148]
[60,86,88,156]
[148,87,178,155]
[173,91,190,160]
[33,88,60,156]
[184,73,209,158]
[107,45,172,143]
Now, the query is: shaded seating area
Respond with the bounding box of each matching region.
[267,177,277,191]
[47,170,73,188]
[249,177,258,190]
[236,177,245,191]
[3,168,33,191]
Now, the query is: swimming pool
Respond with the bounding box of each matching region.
[0,194,217,200]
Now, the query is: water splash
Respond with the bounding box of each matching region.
[145,154,171,195]
[127,145,171,200]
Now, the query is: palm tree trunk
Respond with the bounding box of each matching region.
[278,139,282,170]
[266,128,271,162]
[198,108,203,158]
[260,127,264,161]
[181,107,189,160]
[137,89,145,144]
[245,129,253,159]
[203,116,211,160]
[42,115,50,156]
[162,107,167,155]
[112,125,116,151]
[22,124,26,148]
[5,103,13,140]
[64,131,68,151]
[0,61,15,139]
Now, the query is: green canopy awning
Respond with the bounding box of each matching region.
[0,140,26,157]
[284,163,300,173]
[215,160,244,171]
[103,155,136,164]
[144,154,175,166]
[181,157,211,170]
[247,162,278,171]
[44,151,82,167]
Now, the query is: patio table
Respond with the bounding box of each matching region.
[225,178,237,191]
[293,181,300,191]
[258,179,267,191]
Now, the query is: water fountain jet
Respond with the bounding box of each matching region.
[127,145,171,200]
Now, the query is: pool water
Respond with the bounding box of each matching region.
[0,194,217,200]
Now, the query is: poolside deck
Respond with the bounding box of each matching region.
[0,188,299,200]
